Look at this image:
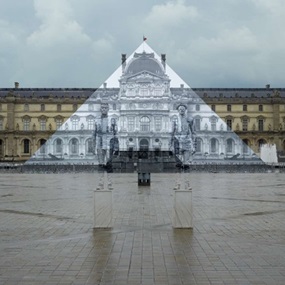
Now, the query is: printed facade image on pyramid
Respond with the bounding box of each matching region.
[26,42,263,170]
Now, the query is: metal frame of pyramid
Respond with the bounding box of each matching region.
[25,42,264,171]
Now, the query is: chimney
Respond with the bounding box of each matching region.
[266,84,270,89]
[161,54,166,69]
[121,54,127,72]
[14,82,19,89]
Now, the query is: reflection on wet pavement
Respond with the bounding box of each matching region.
[0,172,284,284]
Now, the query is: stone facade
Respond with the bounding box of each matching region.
[1,54,285,163]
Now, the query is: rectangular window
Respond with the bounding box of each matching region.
[211,122,216,131]
[243,104,247,111]
[23,120,30,131]
[56,119,62,129]
[196,139,201,153]
[24,104,29,112]
[128,117,135,132]
[0,120,3,130]
[57,104,61,112]
[72,120,79,130]
[227,105,231,112]
[226,119,232,131]
[87,139,93,154]
[195,118,201,131]
[87,119,95,130]
[88,104,94,111]
[259,104,263,112]
[73,104,78,111]
[211,105,215,111]
[154,117,162,131]
[40,120,46,131]
[242,119,248,131]
[141,88,148,96]
[40,104,45,111]
[195,104,200,111]
[154,89,161,96]
[258,119,264,131]
[128,89,135,96]
[226,140,233,153]
[23,140,30,154]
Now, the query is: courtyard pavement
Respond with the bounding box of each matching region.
[0,172,285,285]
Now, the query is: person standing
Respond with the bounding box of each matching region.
[94,102,110,166]
[170,104,196,165]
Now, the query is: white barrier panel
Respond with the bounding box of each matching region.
[173,189,193,228]
[94,190,113,228]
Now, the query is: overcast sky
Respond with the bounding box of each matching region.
[1,0,285,88]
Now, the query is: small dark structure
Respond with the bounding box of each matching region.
[138,172,151,186]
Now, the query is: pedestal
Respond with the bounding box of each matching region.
[172,189,193,228]
[94,190,113,228]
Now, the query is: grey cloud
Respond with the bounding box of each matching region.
[0,0,285,88]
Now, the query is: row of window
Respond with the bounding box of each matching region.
[0,103,267,113]
[211,104,264,112]
[20,103,118,112]
[0,117,270,132]
[226,118,265,131]
[22,103,78,112]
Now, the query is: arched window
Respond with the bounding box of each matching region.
[70,138,79,155]
[0,139,3,157]
[258,139,267,151]
[194,116,201,131]
[210,138,218,153]
[23,139,30,154]
[39,139,46,154]
[54,138,63,154]
[226,138,234,154]
[196,138,202,153]
[86,138,94,155]
[242,139,250,154]
[140,116,150,132]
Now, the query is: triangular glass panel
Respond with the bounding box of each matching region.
[26,42,264,171]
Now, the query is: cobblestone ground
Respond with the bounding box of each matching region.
[0,172,285,285]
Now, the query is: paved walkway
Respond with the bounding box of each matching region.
[0,172,285,285]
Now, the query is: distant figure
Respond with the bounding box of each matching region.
[109,118,119,159]
[170,104,196,165]
[93,103,118,166]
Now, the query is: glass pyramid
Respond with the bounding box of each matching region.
[26,42,263,171]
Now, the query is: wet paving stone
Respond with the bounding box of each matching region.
[0,172,285,284]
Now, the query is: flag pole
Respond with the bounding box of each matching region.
[143,35,147,52]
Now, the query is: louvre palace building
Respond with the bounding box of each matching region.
[0,49,285,164]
